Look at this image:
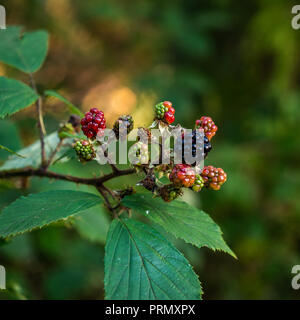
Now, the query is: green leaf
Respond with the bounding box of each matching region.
[123,193,236,258]
[73,205,110,245]
[0,26,49,73]
[0,120,22,161]
[0,190,103,238]
[0,132,72,171]
[0,144,25,158]
[45,90,84,117]
[105,218,202,300]
[0,77,39,119]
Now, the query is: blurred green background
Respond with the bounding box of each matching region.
[1,0,300,299]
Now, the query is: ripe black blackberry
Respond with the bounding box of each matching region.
[203,135,212,157]
[175,130,212,165]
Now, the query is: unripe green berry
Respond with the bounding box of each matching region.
[73,140,96,162]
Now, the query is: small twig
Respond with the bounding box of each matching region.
[29,73,47,167]
[97,185,118,218]
[102,184,119,199]
[45,139,64,169]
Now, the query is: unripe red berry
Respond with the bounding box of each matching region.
[201,165,227,190]
[169,164,196,188]
[168,106,175,114]
[195,116,218,140]
[81,107,106,139]
[164,111,175,124]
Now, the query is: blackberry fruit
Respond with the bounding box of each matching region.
[195,116,218,140]
[159,184,183,202]
[113,115,134,140]
[154,101,175,124]
[81,108,106,139]
[169,164,196,188]
[74,140,96,162]
[164,111,175,124]
[175,130,212,165]
[201,165,227,190]
[203,135,212,157]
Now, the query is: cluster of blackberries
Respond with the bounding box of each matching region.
[81,108,106,139]
[73,102,227,201]
[164,113,227,200]
[74,140,96,162]
[155,101,175,124]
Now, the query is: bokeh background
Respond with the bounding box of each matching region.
[1,0,300,299]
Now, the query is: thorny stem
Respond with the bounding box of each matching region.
[29,73,47,168]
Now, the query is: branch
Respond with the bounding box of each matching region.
[0,166,136,215]
[29,73,47,167]
[110,163,119,173]
[0,167,136,187]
